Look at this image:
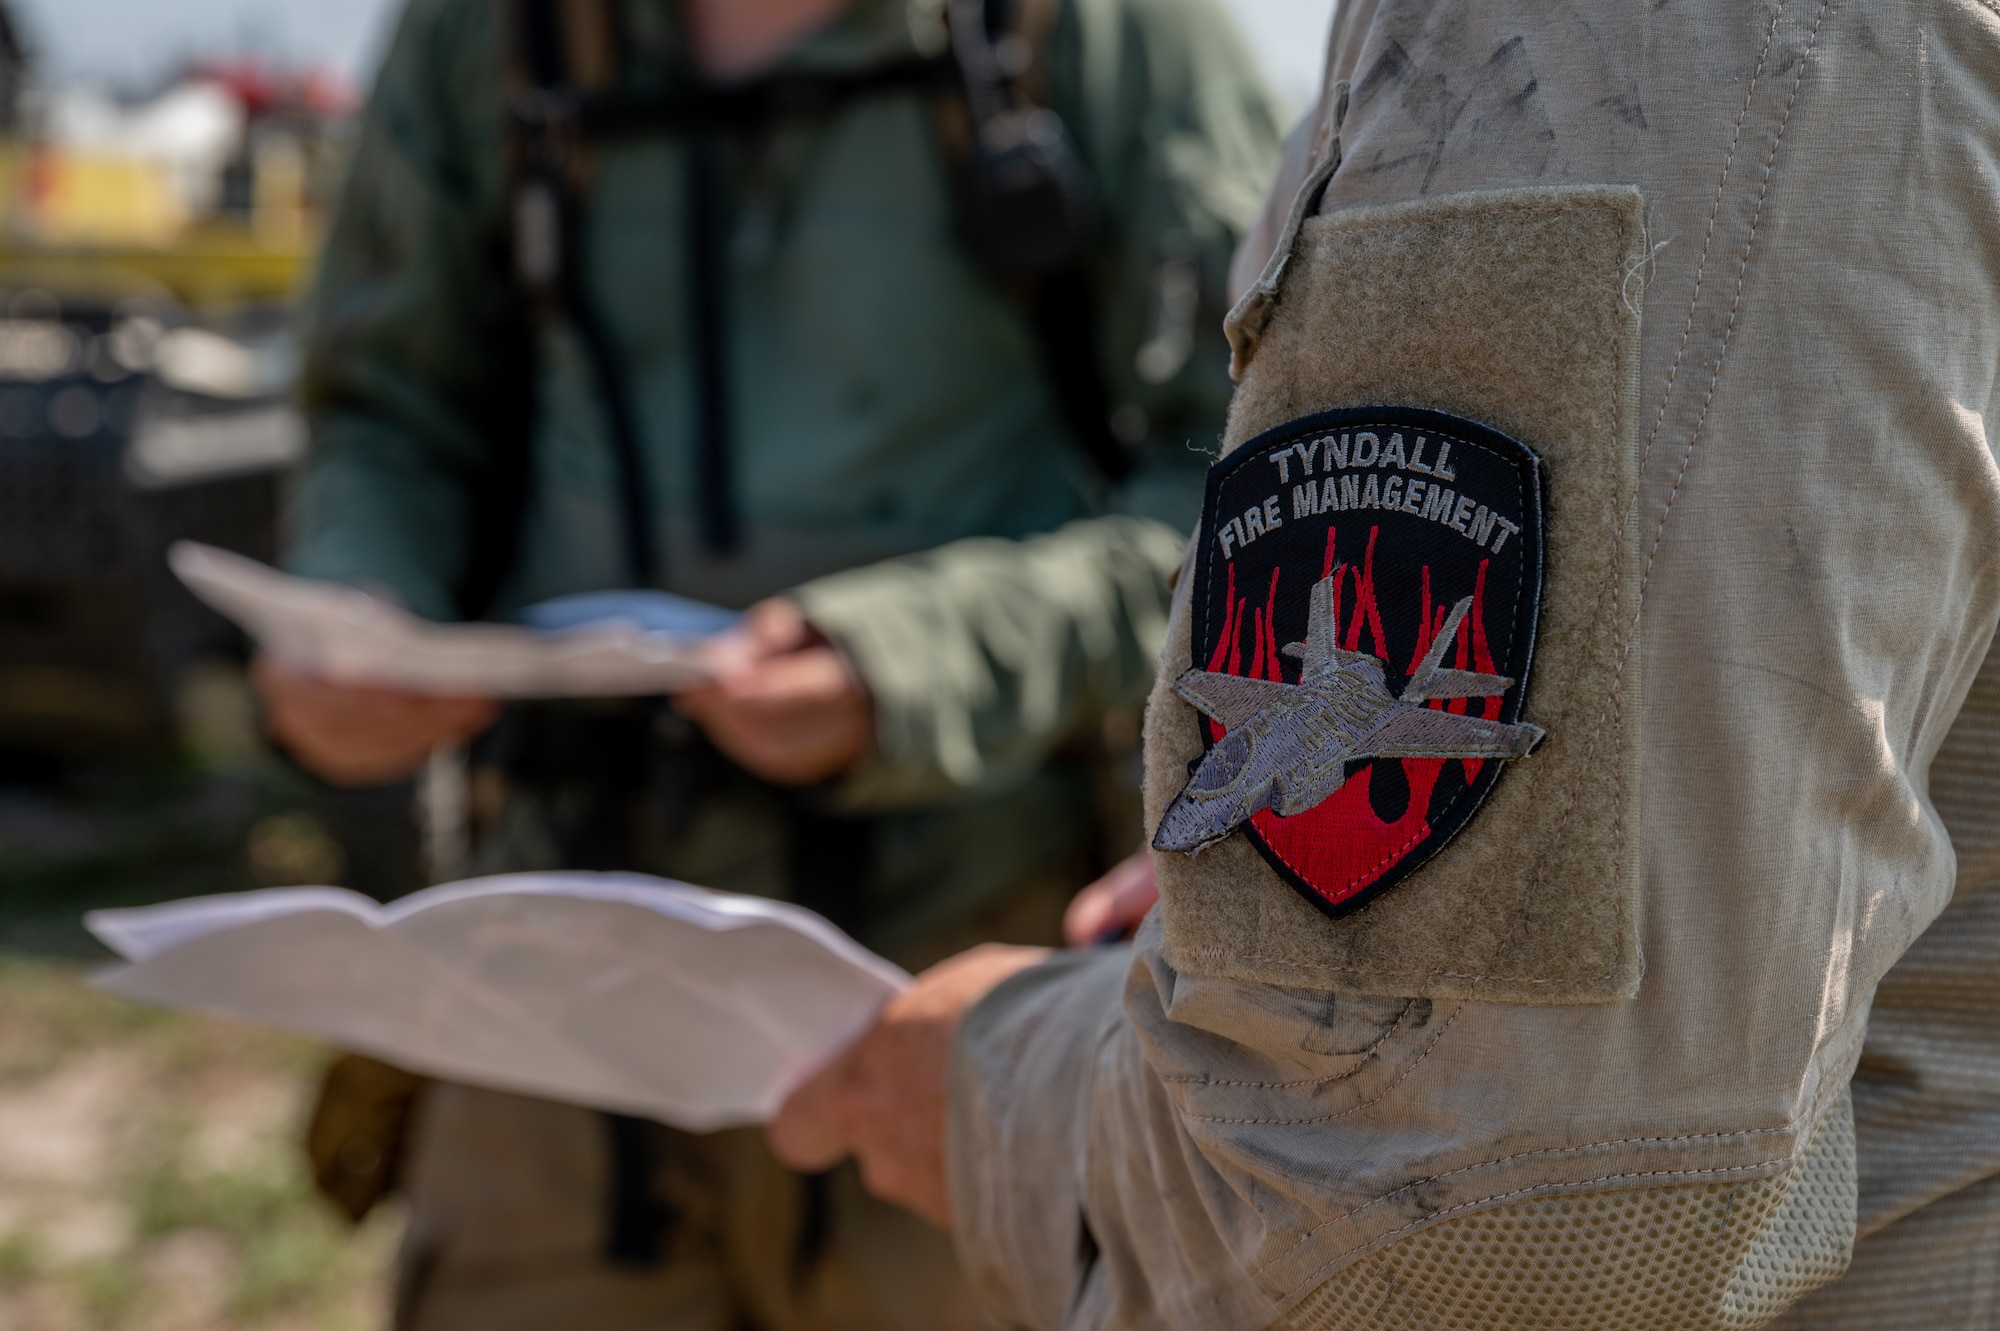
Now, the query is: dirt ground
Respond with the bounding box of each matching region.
[0,665,412,1329]
[0,958,401,1330]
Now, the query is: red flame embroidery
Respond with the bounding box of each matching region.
[1203,525,1499,907]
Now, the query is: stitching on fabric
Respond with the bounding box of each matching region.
[1182,195,1679,991]
[1200,422,1532,908]
[1473,1,1836,988]
[1248,1111,1816,1287]
[1160,999,1417,1088]
[1259,813,1426,897]
[1276,1158,1793,1301]
[1598,209,1636,903]
[1203,959,1598,984]
[1338,1121,1792,1186]
[1254,428,1532,902]
[1464,199,1636,987]
[1510,7,1801,976]
[1196,422,1518,665]
[1634,0,1831,610]
[1227,119,1346,376]
[1421,260,1625,978]
[1289,0,1832,989]
[1602,206,1633,964]
[1634,0,1786,493]
[1209,199,1637,987]
[1246,1089,1844,1288]
[1181,1002,1462,1124]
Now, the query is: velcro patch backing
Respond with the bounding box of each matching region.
[1146,187,1645,1004]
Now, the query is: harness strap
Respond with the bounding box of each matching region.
[600,1111,673,1269]
[685,127,736,554]
[1028,268,1130,483]
[508,0,1130,572]
[513,0,660,583]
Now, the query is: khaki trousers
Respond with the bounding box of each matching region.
[394,1083,980,1331]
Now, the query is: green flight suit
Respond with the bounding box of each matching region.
[289,0,1281,1324]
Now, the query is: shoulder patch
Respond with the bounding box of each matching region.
[1156,405,1547,919]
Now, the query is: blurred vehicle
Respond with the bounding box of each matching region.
[0,35,350,295]
[0,293,301,757]
[0,9,350,762]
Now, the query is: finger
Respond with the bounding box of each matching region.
[255,655,495,717]
[766,1060,855,1172]
[742,597,813,653]
[759,648,861,704]
[690,632,764,684]
[254,661,497,785]
[841,1051,952,1227]
[678,655,873,784]
[1062,880,1116,947]
[438,695,502,733]
[1108,856,1161,925]
[267,689,491,742]
[692,599,816,688]
[1063,854,1157,946]
[701,646,856,710]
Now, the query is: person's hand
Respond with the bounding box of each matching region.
[767,943,1048,1228]
[250,654,499,788]
[1063,851,1161,946]
[675,598,873,785]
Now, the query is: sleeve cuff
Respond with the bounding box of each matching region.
[947,944,1133,1330]
[788,555,985,808]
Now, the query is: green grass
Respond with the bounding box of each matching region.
[0,1230,40,1281]
[129,1116,387,1324]
[0,958,399,1330]
[0,667,409,1328]
[0,956,190,1085]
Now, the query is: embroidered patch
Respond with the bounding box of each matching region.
[1155,406,1547,918]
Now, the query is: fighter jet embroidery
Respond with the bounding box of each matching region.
[1154,573,1545,855]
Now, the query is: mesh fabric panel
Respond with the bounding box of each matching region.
[1282,1093,1854,1331]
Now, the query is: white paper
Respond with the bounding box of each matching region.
[169,541,722,696]
[86,873,910,1130]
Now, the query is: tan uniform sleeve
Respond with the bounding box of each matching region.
[949,917,1861,1331]
[947,947,1136,1330]
[943,0,2000,1325]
